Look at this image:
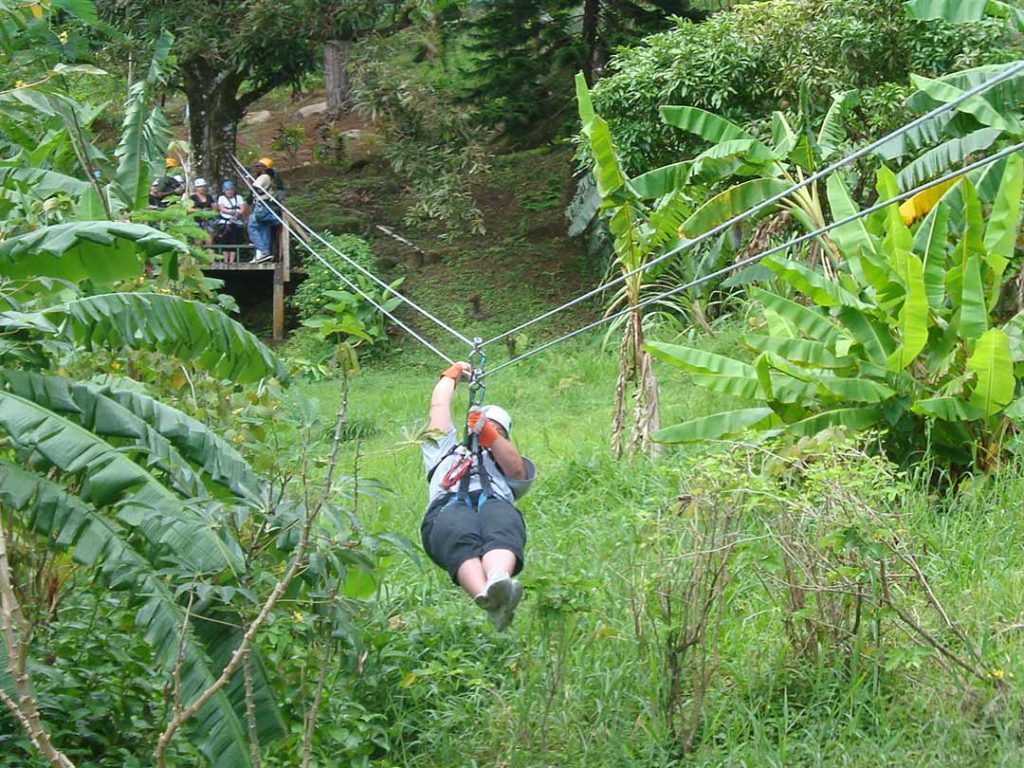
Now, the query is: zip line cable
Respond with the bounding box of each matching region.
[479,140,1024,381]
[478,60,1024,351]
[232,169,458,365]
[230,157,474,348]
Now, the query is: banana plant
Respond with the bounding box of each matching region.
[577,72,681,456]
[633,86,860,276]
[648,154,1024,471]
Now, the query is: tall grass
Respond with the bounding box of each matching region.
[294,332,1024,768]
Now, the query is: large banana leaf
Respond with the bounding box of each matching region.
[786,407,883,436]
[825,174,879,284]
[916,203,950,310]
[631,161,691,199]
[646,341,761,398]
[0,221,185,285]
[905,0,1024,32]
[817,90,860,160]
[912,397,984,421]
[815,377,895,403]
[688,139,778,182]
[53,293,290,384]
[763,257,866,308]
[680,178,792,238]
[576,74,627,198]
[102,386,265,500]
[837,307,897,365]
[0,369,198,493]
[0,462,282,768]
[967,327,1014,417]
[0,390,241,575]
[751,289,840,344]
[660,106,762,145]
[983,152,1023,267]
[744,334,848,368]
[0,166,91,198]
[906,62,1024,119]
[898,176,961,226]
[114,29,173,209]
[886,251,929,371]
[959,253,989,341]
[652,407,775,443]
[895,128,1002,191]
[910,74,1024,134]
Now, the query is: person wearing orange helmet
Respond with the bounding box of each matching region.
[420,362,536,631]
[148,157,185,209]
[247,156,279,263]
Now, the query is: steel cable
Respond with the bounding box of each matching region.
[231,167,457,365]
[230,156,474,348]
[478,60,1024,351]
[479,140,1024,380]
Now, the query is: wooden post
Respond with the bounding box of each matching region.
[272,223,289,341]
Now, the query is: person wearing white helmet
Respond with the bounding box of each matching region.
[420,361,536,630]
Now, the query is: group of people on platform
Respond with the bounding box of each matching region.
[148,155,283,264]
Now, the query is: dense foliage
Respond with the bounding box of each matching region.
[592,0,1012,172]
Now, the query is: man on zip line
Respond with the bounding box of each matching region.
[420,362,536,630]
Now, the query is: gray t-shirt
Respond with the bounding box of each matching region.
[422,427,536,506]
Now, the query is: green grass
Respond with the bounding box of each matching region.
[280,330,1024,768]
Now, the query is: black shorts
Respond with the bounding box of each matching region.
[420,491,526,584]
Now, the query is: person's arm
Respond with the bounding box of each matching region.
[488,435,526,480]
[428,362,470,432]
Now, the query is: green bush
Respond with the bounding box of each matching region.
[592,0,1010,172]
[290,232,379,321]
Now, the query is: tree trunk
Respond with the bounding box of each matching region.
[185,65,244,185]
[324,40,351,115]
[581,0,601,85]
[612,309,662,457]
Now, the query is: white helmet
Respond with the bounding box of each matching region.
[482,404,512,435]
[194,177,208,188]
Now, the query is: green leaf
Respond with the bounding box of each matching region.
[53,293,290,385]
[0,390,240,574]
[896,128,1002,192]
[680,178,792,238]
[959,254,988,341]
[0,221,185,286]
[751,289,840,344]
[817,90,860,159]
[0,166,91,198]
[631,161,691,199]
[744,334,848,368]
[575,71,595,127]
[645,341,760,398]
[659,106,758,144]
[886,252,929,371]
[816,377,895,403]
[916,203,949,311]
[910,73,1024,133]
[967,328,1014,417]
[763,257,866,308]
[838,307,897,365]
[825,174,879,286]
[912,397,984,421]
[786,407,883,436]
[583,115,627,198]
[653,407,775,443]
[983,152,1023,276]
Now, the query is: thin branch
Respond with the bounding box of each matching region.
[154,393,351,767]
[0,514,75,768]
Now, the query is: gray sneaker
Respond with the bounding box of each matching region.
[478,575,523,631]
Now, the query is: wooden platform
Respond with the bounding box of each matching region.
[199,218,296,341]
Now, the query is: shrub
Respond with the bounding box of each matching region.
[592,0,1009,172]
[290,232,378,321]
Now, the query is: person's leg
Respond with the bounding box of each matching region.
[421,499,485,597]
[479,498,526,577]
[482,549,517,579]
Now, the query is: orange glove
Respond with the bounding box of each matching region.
[467,409,499,448]
[441,362,470,383]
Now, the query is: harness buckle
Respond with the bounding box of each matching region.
[439,446,473,490]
